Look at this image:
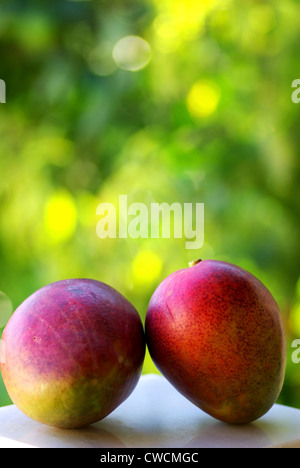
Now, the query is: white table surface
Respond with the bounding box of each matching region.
[0,374,299,448]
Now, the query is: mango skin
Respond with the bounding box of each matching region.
[145,260,286,424]
[1,279,145,428]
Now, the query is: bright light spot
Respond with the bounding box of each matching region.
[44,190,77,243]
[186,80,220,118]
[152,0,226,51]
[112,36,152,72]
[132,250,162,285]
[0,292,13,328]
[153,14,182,53]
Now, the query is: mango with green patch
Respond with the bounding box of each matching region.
[0,279,145,428]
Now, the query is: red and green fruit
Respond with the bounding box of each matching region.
[0,279,145,428]
[145,259,286,424]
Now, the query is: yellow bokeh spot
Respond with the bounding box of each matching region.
[152,0,226,51]
[44,190,77,243]
[132,250,162,285]
[187,80,220,118]
[153,14,182,53]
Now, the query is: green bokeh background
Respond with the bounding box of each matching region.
[0,0,300,409]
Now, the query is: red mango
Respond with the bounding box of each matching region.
[145,259,286,424]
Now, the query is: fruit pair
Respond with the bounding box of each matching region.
[0,260,286,428]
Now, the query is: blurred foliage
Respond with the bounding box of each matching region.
[0,0,300,410]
